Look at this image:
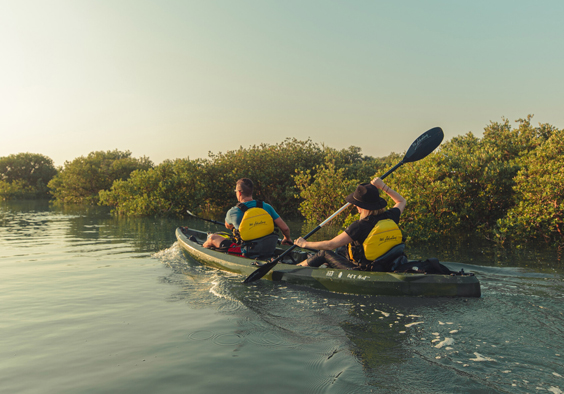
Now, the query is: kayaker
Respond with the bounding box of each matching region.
[203,178,293,257]
[294,178,406,271]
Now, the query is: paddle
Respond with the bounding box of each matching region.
[243,126,444,284]
[186,210,225,226]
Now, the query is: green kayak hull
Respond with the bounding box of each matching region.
[175,227,481,297]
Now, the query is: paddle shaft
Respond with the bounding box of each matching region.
[242,166,402,283]
[186,210,224,226]
[243,126,444,283]
[314,162,402,228]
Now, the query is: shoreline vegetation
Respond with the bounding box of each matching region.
[1,116,563,248]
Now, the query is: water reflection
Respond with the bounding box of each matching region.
[3,200,563,393]
[299,219,563,273]
[159,215,564,393]
[4,200,559,273]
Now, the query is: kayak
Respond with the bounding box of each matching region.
[175,227,481,297]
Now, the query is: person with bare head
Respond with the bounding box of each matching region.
[203,178,292,259]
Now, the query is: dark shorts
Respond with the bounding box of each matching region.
[305,250,356,270]
[219,239,243,256]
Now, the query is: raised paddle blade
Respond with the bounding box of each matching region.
[403,127,444,163]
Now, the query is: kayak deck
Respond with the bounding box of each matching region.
[175,227,481,297]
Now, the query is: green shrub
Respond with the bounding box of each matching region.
[99,158,203,217]
[48,150,153,204]
[294,161,359,226]
[389,116,555,243]
[496,128,564,246]
[197,138,328,217]
[0,153,57,199]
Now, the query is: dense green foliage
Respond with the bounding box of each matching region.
[98,138,368,218]
[99,158,204,217]
[4,116,562,246]
[48,150,153,204]
[293,153,398,227]
[197,138,328,217]
[0,153,57,199]
[379,117,560,246]
[496,127,564,246]
[295,116,562,247]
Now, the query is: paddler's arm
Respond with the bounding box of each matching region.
[294,231,353,251]
[224,207,237,230]
[274,217,293,245]
[371,177,406,214]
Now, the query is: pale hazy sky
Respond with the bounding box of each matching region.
[1,0,562,167]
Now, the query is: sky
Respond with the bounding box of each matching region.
[1,0,563,167]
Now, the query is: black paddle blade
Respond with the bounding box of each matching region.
[403,127,444,163]
[243,261,277,283]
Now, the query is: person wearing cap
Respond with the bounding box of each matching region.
[294,177,406,270]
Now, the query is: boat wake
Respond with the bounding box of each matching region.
[151,242,186,270]
[155,238,564,393]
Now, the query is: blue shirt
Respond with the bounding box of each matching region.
[225,200,280,229]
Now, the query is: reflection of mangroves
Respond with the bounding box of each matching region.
[301,218,562,269]
[52,204,188,253]
[341,306,408,369]
[6,200,561,270]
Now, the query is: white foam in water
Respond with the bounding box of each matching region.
[469,352,496,362]
[152,242,184,264]
[405,321,423,328]
[208,277,239,303]
[435,338,455,348]
[374,309,390,317]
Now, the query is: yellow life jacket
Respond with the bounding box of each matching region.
[237,201,275,241]
[348,218,403,262]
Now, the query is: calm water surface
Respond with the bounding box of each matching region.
[1,201,563,394]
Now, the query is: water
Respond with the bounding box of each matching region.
[1,201,563,394]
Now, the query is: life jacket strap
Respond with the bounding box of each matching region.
[237,200,263,212]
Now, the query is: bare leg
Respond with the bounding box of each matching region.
[203,233,229,249]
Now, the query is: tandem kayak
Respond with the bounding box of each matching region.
[175,227,481,297]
